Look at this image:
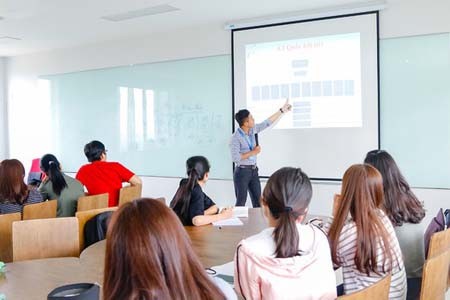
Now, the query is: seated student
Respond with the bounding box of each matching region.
[365,150,426,298]
[103,198,237,300]
[76,140,142,207]
[0,159,43,214]
[38,154,85,217]
[234,167,337,300]
[327,164,407,299]
[170,156,233,226]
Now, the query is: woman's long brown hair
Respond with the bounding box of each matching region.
[0,159,28,204]
[364,150,425,226]
[103,198,225,300]
[328,164,396,276]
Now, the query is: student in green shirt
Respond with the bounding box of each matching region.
[38,154,84,217]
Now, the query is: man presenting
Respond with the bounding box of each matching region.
[230,100,292,207]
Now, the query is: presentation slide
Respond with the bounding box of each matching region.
[233,13,379,179]
[246,33,362,129]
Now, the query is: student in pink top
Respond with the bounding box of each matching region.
[234,167,336,300]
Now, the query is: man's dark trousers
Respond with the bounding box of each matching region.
[233,166,261,207]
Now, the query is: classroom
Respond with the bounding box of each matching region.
[0,0,449,299]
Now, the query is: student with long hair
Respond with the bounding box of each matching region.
[327,164,406,299]
[170,156,233,226]
[104,198,236,300]
[38,154,84,217]
[0,159,43,214]
[234,167,336,300]
[365,150,426,295]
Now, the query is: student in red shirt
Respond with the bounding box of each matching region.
[76,140,142,207]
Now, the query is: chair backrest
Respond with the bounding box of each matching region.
[22,200,57,220]
[118,185,142,206]
[337,274,391,300]
[428,228,450,259]
[77,193,109,212]
[12,217,79,261]
[76,207,117,250]
[0,212,21,262]
[427,227,450,289]
[420,250,450,300]
[424,208,446,257]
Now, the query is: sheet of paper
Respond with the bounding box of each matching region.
[211,261,234,286]
[212,261,234,276]
[232,206,248,218]
[212,217,243,227]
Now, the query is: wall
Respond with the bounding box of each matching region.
[5,0,450,218]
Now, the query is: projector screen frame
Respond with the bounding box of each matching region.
[231,11,381,181]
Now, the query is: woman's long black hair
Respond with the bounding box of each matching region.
[170,156,210,224]
[40,154,68,196]
[262,167,312,258]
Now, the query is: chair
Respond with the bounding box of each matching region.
[0,212,21,262]
[420,250,450,300]
[77,193,109,212]
[427,228,450,289]
[76,207,117,250]
[118,185,142,206]
[337,274,391,300]
[22,199,57,220]
[12,217,79,261]
[428,228,450,258]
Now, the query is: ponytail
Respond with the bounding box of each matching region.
[170,156,210,225]
[48,161,68,195]
[40,154,67,196]
[170,170,199,224]
[263,167,312,259]
[273,207,300,258]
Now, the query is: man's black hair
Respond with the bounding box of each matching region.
[235,109,250,127]
[84,140,106,162]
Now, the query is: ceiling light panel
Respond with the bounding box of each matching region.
[101,4,180,22]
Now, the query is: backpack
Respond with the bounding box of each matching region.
[424,208,450,258]
[84,211,113,249]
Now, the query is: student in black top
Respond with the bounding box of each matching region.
[170,156,233,226]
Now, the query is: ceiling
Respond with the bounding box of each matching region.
[0,0,372,57]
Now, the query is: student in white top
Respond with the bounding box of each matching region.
[327,164,407,299]
[234,167,336,300]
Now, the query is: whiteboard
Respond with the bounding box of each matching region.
[380,33,450,188]
[42,55,233,179]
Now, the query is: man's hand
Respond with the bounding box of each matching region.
[252,145,261,155]
[281,99,292,113]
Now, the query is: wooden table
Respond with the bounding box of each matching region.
[80,208,269,270]
[0,208,327,299]
[184,208,268,266]
[80,208,323,268]
[0,257,101,300]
